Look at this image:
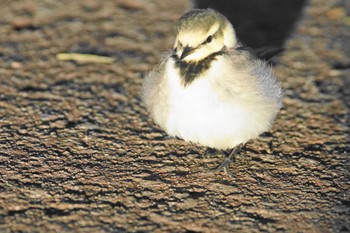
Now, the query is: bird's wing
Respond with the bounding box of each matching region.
[221,46,283,108]
[236,44,284,61]
[254,46,284,61]
[141,53,170,109]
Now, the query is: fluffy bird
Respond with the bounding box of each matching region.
[142,8,283,175]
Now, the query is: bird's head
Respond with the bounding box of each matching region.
[174,8,237,62]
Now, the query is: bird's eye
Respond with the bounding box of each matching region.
[206,35,213,43]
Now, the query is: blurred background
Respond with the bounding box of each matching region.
[194,0,307,49]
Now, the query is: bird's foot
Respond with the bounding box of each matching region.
[203,144,244,177]
[205,158,234,177]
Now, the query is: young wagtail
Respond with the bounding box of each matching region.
[142,8,283,176]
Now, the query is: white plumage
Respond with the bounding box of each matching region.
[142,8,282,174]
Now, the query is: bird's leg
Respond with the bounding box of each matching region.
[209,143,244,177]
[204,147,219,157]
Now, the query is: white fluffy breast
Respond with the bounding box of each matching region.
[157,57,275,149]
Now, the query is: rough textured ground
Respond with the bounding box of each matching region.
[0,0,349,232]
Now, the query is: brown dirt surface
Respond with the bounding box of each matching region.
[0,0,349,232]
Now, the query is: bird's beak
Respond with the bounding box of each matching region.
[180,46,194,60]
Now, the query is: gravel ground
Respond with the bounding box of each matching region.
[0,0,349,232]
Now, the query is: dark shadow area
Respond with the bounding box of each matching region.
[194,0,307,49]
